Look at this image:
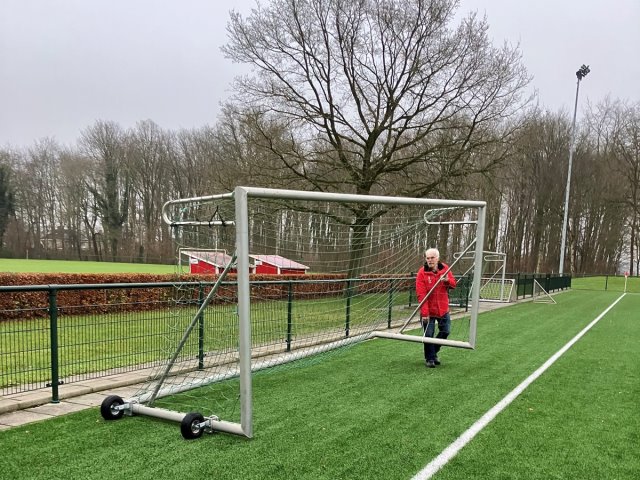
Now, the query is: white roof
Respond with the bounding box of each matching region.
[249,254,309,270]
[182,250,234,267]
[182,250,309,271]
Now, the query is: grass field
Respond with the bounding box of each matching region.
[0,258,177,274]
[0,289,637,479]
[571,274,640,293]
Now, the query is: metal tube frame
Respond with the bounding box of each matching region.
[136,187,486,438]
[455,250,509,302]
[147,251,238,406]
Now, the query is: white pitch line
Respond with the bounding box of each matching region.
[411,293,626,480]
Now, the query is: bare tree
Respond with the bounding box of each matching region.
[171,127,221,198]
[58,151,94,259]
[0,156,15,250]
[223,0,530,274]
[127,120,173,262]
[610,102,640,275]
[80,120,131,261]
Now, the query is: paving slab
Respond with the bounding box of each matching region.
[57,384,94,399]
[103,386,141,399]
[0,397,21,415]
[6,391,52,410]
[74,376,140,392]
[66,392,109,407]
[28,401,89,417]
[0,409,53,427]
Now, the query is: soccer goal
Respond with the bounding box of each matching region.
[100,187,486,439]
[453,250,514,303]
[533,279,556,304]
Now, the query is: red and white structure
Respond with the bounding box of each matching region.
[181,249,308,275]
[249,254,309,275]
[181,250,237,275]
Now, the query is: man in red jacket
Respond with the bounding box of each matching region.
[415,248,457,368]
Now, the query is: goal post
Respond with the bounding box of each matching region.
[100,186,486,439]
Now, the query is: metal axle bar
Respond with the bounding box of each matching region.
[372,331,474,349]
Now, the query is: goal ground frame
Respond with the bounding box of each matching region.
[234,187,486,438]
[102,186,486,439]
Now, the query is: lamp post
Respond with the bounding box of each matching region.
[559,64,590,275]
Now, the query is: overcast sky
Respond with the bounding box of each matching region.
[1,0,639,148]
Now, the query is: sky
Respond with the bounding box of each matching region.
[1,0,639,148]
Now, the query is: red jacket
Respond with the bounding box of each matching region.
[416,262,457,318]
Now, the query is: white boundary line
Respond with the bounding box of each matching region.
[411,293,626,480]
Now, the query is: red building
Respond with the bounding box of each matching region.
[181,250,309,275]
[182,250,237,275]
[249,254,309,275]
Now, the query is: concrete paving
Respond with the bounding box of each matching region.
[0,372,148,430]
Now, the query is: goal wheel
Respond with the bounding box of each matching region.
[181,412,205,439]
[100,395,125,420]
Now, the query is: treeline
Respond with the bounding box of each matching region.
[0,0,638,275]
[0,101,637,275]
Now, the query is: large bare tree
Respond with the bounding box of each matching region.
[80,120,131,261]
[0,158,15,250]
[127,120,173,261]
[610,102,640,275]
[223,0,530,274]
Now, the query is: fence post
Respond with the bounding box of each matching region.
[197,283,205,370]
[387,279,394,329]
[408,275,414,307]
[286,281,293,352]
[48,288,60,403]
[345,279,352,337]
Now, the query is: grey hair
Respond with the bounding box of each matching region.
[425,248,440,260]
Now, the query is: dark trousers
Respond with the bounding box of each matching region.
[421,313,451,361]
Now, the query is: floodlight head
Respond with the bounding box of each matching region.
[576,64,590,80]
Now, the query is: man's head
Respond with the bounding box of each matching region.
[425,248,440,270]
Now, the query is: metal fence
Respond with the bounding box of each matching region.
[0,277,415,402]
[512,273,571,299]
[0,273,569,403]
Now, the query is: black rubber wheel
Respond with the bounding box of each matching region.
[180,412,205,440]
[100,395,125,420]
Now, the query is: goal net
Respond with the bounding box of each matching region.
[478,277,515,302]
[453,251,513,303]
[533,279,556,304]
[100,187,486,439]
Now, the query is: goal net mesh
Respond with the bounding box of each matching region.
[129,193,482,428]
[479,278,514,302]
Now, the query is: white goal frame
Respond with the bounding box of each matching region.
[533,279,557,304]
[454,250,512,302]
[104,187,486,439]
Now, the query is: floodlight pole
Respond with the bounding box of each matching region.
[559,64,590,275]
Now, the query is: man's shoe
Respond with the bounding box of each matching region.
[434,357,441,366]
[426,360,436,368]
